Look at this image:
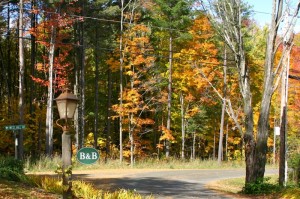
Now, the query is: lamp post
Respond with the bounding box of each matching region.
[55,91,78,199]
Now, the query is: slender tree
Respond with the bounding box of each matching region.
[218,47,227,164]
[18,0,25,159]
[150,0,192,157]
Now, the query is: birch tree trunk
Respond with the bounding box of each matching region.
[18,0,24,159]
[45,13,56,156]
[279,50,290,186]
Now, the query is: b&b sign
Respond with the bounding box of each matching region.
[76,147,99,165]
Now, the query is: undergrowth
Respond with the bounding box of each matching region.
[25,155,251,172]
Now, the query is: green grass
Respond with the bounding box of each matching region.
[207,175,300,199]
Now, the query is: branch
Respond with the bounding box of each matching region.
[193,63,244,136]
[225,99,244,136]
[289,74,300,81]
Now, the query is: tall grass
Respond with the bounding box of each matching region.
[24,155,62,172]
[25,154,248,172]
[28,175,153,199]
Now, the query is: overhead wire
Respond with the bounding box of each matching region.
[1,3,283,68]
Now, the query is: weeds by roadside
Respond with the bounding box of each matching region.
[1,155,152,198]
[24,154,250,172]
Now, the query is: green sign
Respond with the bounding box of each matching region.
[76,147,99,165]
[5,125,26,130]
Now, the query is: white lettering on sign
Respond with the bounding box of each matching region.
[92,152,98,159]
[79,152,98,159]
[80,152,86,159]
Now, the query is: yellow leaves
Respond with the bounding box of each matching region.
[267,137,274,147]
[185,107,200,119]
[125,70,134,76]
[35,63,44,71]
[123,150,131,158]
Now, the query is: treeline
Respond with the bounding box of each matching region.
[0,0,299,181]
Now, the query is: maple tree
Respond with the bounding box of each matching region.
[171,13,220,159]
[29,1,80,155]
[109,21,156,164]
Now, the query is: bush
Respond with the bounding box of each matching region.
[288,153,300,186]
[242,177,280,194]
[0,156,26,182]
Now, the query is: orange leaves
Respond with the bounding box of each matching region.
[159,125,175,142]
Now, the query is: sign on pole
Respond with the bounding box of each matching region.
[4,124,25,160]
[5,125,26,131]
[76,147,99,165]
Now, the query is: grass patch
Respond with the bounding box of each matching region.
[207,175,300,199]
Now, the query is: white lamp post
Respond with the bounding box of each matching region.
[56,91,78,199]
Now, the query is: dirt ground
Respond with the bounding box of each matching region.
[0,180,60,199]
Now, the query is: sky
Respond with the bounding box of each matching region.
[247,0,272,26]
[246,0,300,32]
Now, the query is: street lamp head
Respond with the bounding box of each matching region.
[55,91,78,120]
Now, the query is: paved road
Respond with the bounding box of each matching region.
[73,168,277,199]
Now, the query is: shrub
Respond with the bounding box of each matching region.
[242,177,280,194]
[288,153,300,186]
[0,156,26,182]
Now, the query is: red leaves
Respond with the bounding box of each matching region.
[30,3,77,91]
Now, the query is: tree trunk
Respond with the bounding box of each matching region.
[129,67,134,166]
[106,61,112,160]
[254,0,284,181]
[166,36,173,158]
[119,0,125,162]
[93,27,99,149]
[180,92,185,159]
[225,124,228,161]
[18,0,25,160]
[192,131,196,160]
[279,45,290,186]
[45,17,56,156]
[218,47,227,164]
[78,1,86,149]
[29,0,36,114]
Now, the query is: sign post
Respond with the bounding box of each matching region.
[4,125,25,159]
[76,147,99,165]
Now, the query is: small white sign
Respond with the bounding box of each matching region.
[274,126,280,136]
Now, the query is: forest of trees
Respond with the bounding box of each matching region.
[0,0,300,184]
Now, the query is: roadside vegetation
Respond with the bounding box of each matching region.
[0,156,152,198]
[208,175,300,199]
[24,154,249,172]
[1,155,299,198]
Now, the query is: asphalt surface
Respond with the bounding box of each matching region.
[73,168,277,199]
